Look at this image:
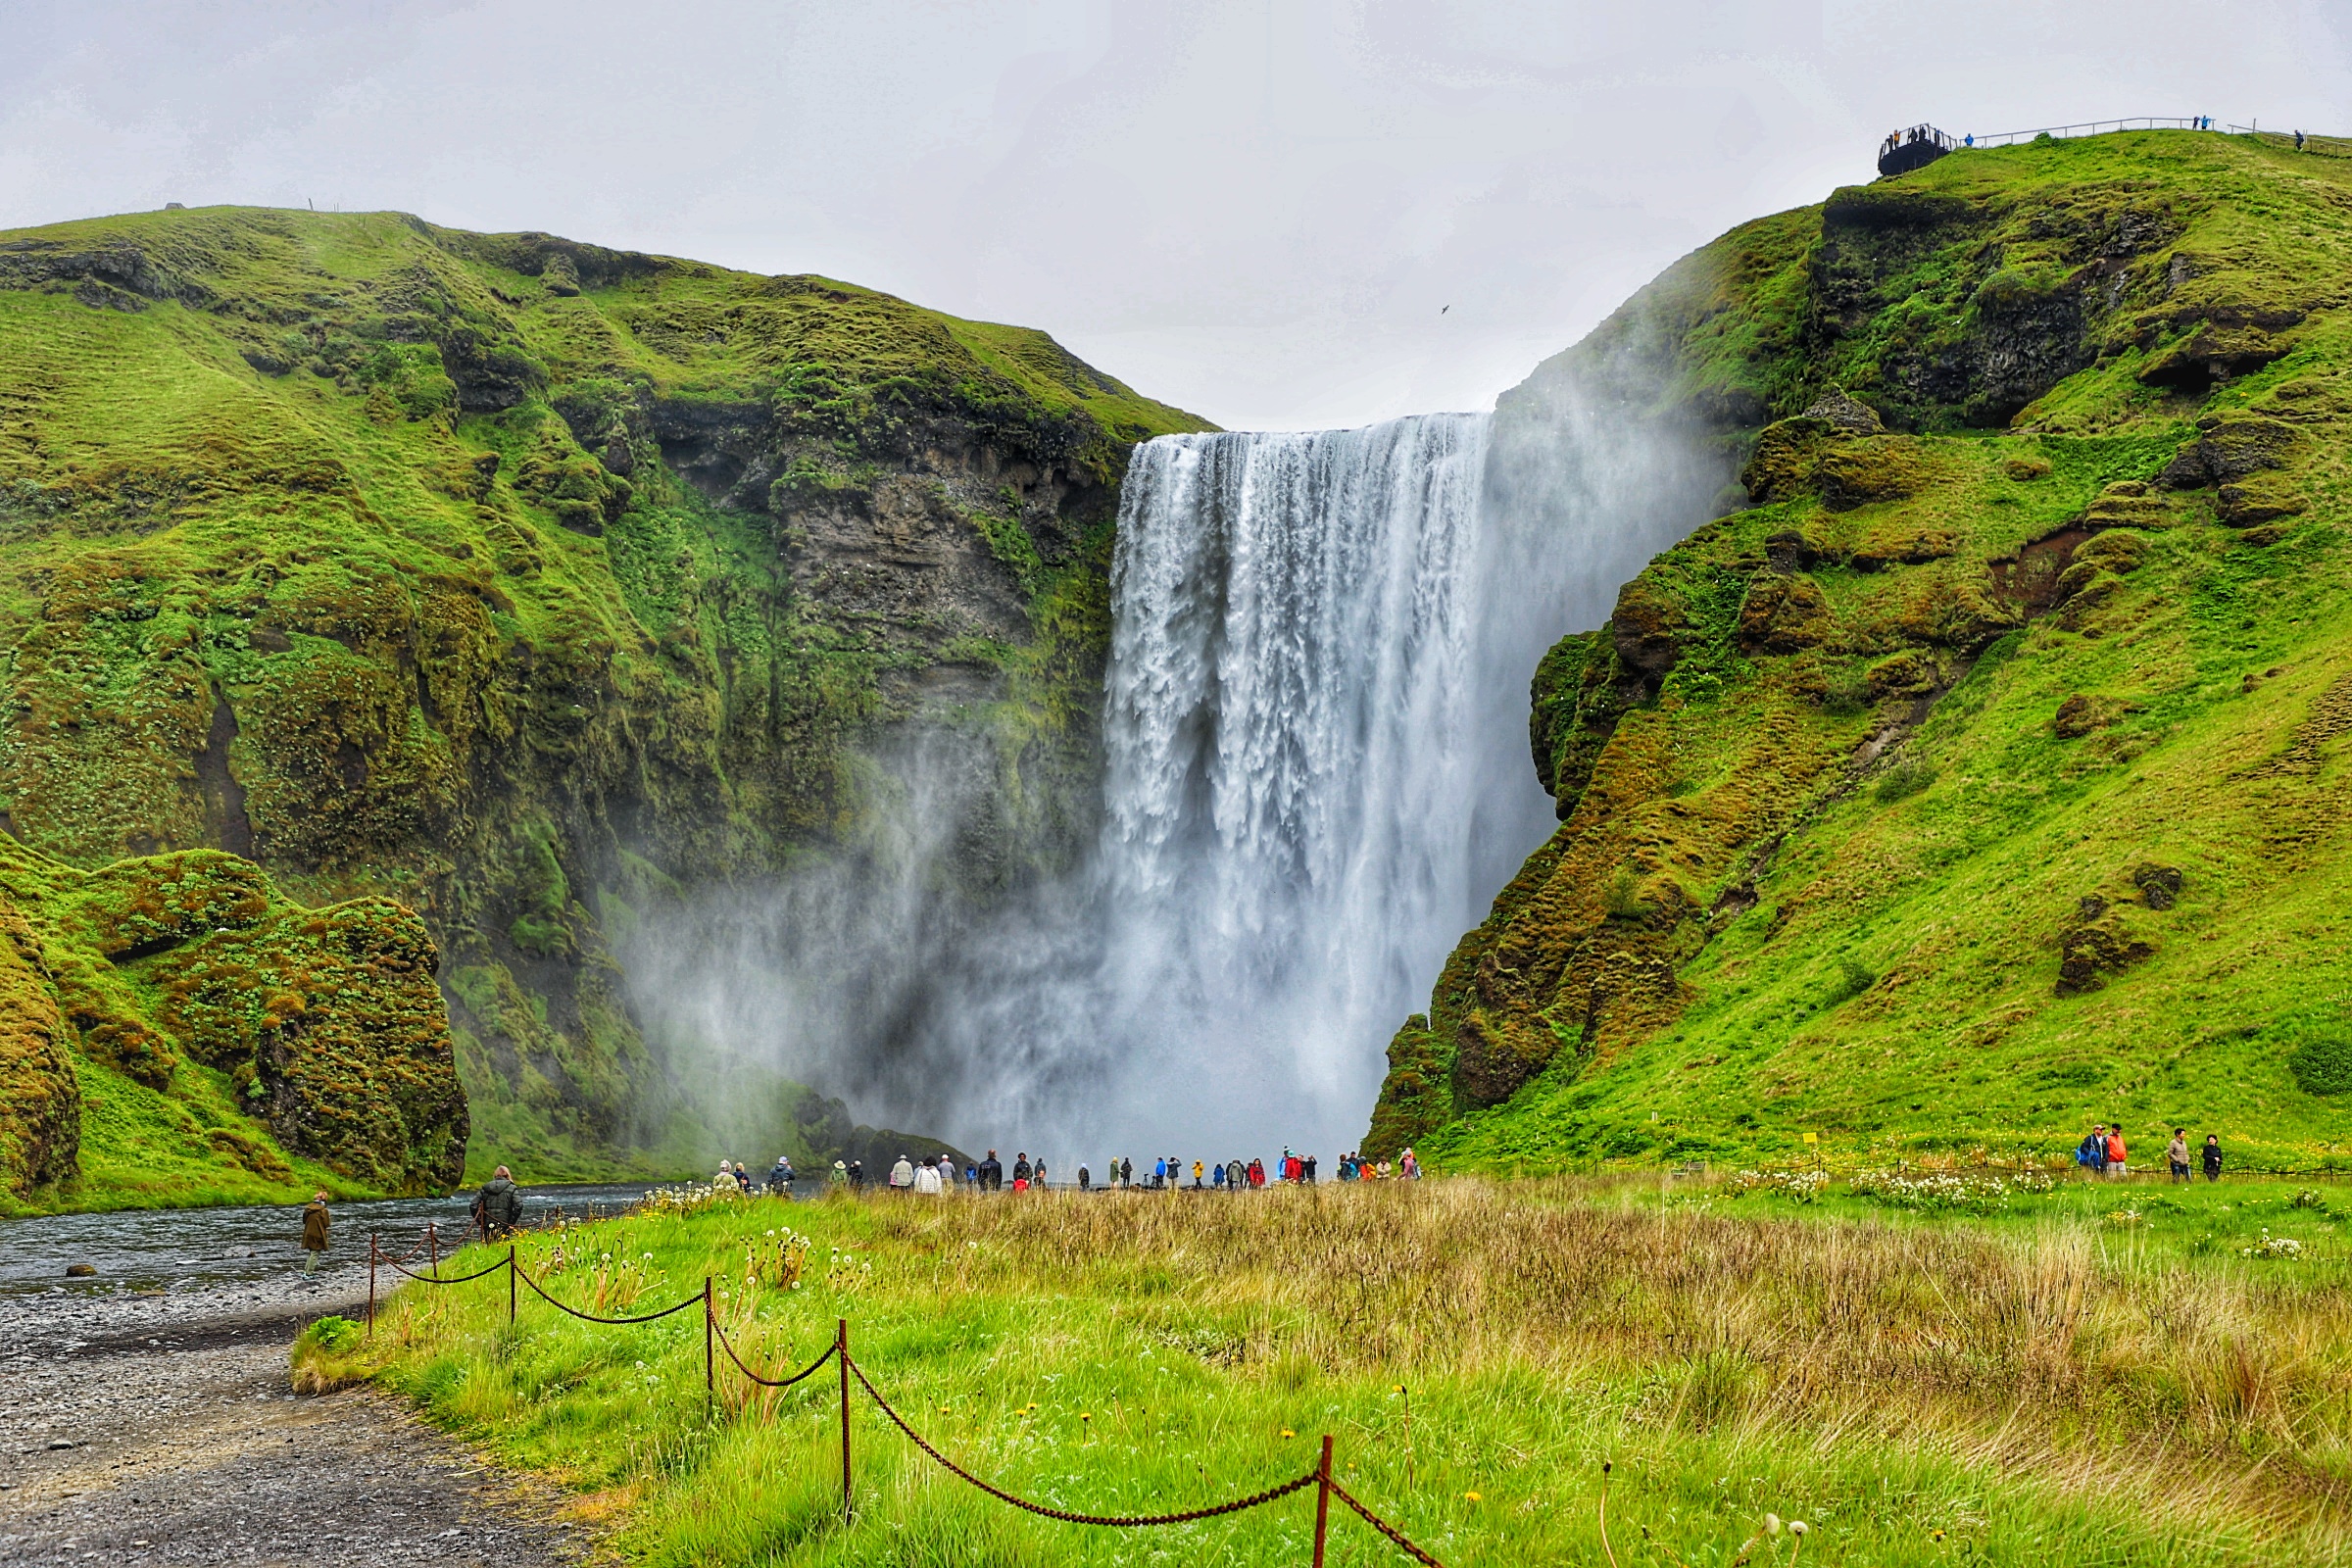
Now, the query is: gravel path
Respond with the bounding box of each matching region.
[0,1267,587,1567]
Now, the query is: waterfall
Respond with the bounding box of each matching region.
[618,375,1727,1160]
[1091,416,1500,1133]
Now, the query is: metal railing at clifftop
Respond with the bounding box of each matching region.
[1878,117,2352,178]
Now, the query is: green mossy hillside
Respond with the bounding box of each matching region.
[0,206,1208,1204]
[0,837,464,1211]
[1372,131,2352,1170]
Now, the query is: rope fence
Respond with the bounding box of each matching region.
[362,1231,1447,1566]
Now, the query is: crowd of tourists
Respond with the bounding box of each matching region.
[679,1144,1425,1199]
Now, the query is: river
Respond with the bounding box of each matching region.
[0,1183,661,1297]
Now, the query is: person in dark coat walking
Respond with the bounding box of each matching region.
[979,1150,1004,1191]
[1012,1152,1032,1186]
[301,1191,330,1276]
[2202,1134,2224,1182]
[472,1166,523,1239]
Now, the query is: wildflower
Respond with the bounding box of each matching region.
[1080,1412,1092,1422]
[1280,1428,1296,1439]
[1464,1491,1482,1502]
[1789,1522,1808,1537]
[1765,1514,1782,1534]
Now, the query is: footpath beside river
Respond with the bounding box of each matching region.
[0,1187,646,1566]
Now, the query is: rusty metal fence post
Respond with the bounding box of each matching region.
[508,1246,516,1326]
[1312,1435,1334,1567]
[838,1318,853,1524]
[703,1278,714,1415]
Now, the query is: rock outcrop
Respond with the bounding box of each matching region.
[0,841,466,1201]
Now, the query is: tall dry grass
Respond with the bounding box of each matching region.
[849,1178,2352,1536]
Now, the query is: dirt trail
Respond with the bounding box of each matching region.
[0,1286,584,1567]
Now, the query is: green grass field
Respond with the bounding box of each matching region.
[312,1175,2352,1566]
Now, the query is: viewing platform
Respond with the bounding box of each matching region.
[1876,117,2349,179]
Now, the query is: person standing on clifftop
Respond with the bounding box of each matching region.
[300,1191,330,1277]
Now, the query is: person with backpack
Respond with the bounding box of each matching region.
[1078,1163,1092,1192]
[2167,1129,2191,1184]
[2075,1125,2106,1179]
[2202,1134,2224,1182]
[979,1150,1003,1191]
[473,1165,524,1239]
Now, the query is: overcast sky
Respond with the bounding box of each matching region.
[5,1,2348,429]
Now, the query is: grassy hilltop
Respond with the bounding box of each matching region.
[0,206,1204,1207]
[1372,130,2352,1171]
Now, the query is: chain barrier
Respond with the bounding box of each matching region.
[513,1261,705,1324]
[362,1224,1454,1564]
[711,1317,838,1389]
[1328,1476,1449,1567]
[848,1351,1322,1528]
[379,1251,510,1285]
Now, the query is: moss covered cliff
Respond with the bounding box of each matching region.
[1370,130,2352,1169]
[0,838,465,1208]
[0,206,1204,1204]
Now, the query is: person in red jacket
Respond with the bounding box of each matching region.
[2105,1125,2128,1180]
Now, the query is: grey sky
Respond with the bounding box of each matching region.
[5,1,2347,429]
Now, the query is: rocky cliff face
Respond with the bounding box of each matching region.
[0,840,466,1203]
[0,207,1204,1202]
[1370,131,2352,1167]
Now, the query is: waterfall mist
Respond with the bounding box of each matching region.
[621,379,1729,1162]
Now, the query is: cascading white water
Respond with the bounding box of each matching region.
[619,368,1727,1161]
[1092,416,1497,1134]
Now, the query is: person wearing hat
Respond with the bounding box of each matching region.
[300,1191,330,1276]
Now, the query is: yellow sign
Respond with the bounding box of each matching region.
[1801,1133,1819,1146]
